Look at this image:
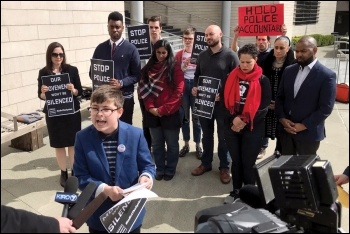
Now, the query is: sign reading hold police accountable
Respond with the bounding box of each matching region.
[191,32,208,64]
[193,76,221,119]
[127,25,152,59]
[238,4,284,36]
[91,59,114,91]
[41,73,75,117]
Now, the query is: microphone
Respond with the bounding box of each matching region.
[57,176,79,217]
[73,192,108,229]
[68,181,97,219]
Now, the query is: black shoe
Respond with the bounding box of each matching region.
[155,173,164,181]
[60,170,68,187]
[163,175,174,181]
[179,145,190,157]
[224,190,240,204]
[195,146,203,159]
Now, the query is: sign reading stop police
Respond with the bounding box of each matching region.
[238,4,284,36]
[128,25,152,59]
[191,32,208,64]
[91,59,114,91]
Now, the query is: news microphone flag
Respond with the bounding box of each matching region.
[60,176,79,217]
[55,192,78,204]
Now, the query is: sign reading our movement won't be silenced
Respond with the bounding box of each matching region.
[41,73,75,117]
[193,76,221,119]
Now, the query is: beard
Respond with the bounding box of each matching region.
[207,39,220,48]
[297,56,314,68]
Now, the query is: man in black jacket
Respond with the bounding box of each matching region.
[1,205,76,233]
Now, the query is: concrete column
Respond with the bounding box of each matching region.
[221,1,231,47]
[130,1,144,25]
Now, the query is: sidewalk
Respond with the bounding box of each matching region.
[1,45,349,233]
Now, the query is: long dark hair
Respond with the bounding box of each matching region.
[142,39,175,84]
[45,42,68,73]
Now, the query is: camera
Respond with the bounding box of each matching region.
[194,155,344,233]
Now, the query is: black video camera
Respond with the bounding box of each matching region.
[194,155,343,233]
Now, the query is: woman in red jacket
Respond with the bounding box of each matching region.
[139,39,184,181]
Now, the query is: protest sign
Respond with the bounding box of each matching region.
[193,76,220,119]
[100,188,158,233]
[238,4,284,36]
[127,25,152,59]
[100,198,147,233]
[41,73,74,117]
[191,32,207,64]
[91,59,114,90]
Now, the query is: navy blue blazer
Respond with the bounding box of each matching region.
[90,39,141,98]
[73,121,155,231]
[275,60,336,141]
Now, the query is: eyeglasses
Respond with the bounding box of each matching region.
[87,107,120,116]
[156,51,167,55]
[183,37,194,41]
[51,53,64,58]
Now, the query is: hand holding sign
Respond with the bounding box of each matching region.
[100,188,158,233]
[91,59,114,91]
[104,185,124,202]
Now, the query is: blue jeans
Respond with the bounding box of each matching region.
[181,79,201,143]
[150,126,180,176]
[199,103,230,169]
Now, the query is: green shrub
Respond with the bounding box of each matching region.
[292,34,336,47]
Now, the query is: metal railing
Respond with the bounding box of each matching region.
[336,42,349,84]
[124,16,184,52]
[144,1,236,43]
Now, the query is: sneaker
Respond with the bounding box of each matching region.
[224,190,240,204]
[195,146,203,159]
[179,145,190,157]
[257,148,266,159]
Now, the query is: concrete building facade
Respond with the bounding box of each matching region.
[1,1,338,116]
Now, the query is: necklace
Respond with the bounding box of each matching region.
[274,60,285,64]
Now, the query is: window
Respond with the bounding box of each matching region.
[294,1,320,25]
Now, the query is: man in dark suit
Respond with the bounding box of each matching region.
[1,205,76,233]
[90,11,141,125]
[275,36,336,155]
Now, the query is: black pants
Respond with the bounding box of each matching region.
[280,131,320,155]
[224,125,262,190]
[139,98,152,150]
[89,225,141,233]
[120,97,135,125]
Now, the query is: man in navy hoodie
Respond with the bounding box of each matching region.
[90,11,141,125]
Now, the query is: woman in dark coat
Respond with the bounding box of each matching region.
[261,36,295,155]
[38,42,83,187]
